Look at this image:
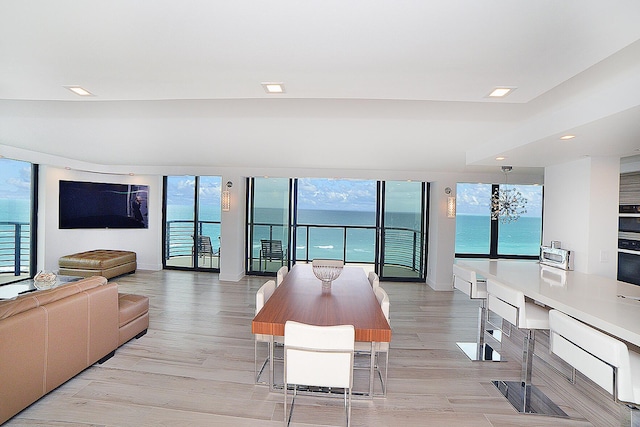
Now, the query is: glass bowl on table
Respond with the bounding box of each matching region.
[34,271,58,290]
[311,259,344,292]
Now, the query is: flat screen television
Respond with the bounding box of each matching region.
[59,180,149,229]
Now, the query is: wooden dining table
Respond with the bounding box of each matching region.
[251,264,391,397]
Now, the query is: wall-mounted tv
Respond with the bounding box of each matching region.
[59,180,149,229]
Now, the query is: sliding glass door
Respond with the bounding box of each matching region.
[247,177,291,274]
[164,176,221,271]
[379,181,426,280]
[0,158,37,285]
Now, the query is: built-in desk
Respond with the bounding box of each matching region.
[459,259,640,347]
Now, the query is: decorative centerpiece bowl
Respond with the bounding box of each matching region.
[312,259,344,292]
[34,271,57,290]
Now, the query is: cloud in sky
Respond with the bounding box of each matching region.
[456,182,542,216]
[297,178,376,211]
[166,176,222,206]
[0,158,32,199]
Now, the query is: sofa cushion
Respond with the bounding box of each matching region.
[118,293,149,327]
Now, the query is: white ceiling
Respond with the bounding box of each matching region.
[1,1,640,175]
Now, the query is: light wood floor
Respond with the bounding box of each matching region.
[5,269,633,426]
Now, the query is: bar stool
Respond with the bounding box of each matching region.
[452,264,500,361]
[486,278,567,417]
[549,309,640,426]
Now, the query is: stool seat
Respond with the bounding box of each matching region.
[521,302,550,330]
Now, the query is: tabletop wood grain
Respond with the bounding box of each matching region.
[252,264,391,342]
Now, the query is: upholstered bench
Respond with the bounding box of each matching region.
[59,249,136,279]
[118,293,149,346]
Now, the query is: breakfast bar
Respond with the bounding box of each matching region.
[459,259,640,347]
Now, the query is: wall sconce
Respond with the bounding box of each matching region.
[221,181,233,212]
[445,187,456,218]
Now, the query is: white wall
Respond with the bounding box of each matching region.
[543,157,619,277]
[426,180,458,291]
[219,175,246,282]
[38,166,164,273]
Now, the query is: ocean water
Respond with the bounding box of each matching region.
[455,214,542,256]
[164,206,544,261]
[0,198,30,223]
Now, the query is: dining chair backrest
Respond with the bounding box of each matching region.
[312,259,344,268]
[486,278,526,328]
[368,271,380,289]
[256,280,276,316]
[374,286,390,321]
[276,266,288,286]
[549,309,638,404]
[284,320,354,388]
[452,264,487,299]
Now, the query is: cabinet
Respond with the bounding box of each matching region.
[618,172,640,285]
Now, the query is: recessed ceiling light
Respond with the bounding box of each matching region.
[488,87,516,98]
[495,156,506,161]
[64,86,94,96]
[560,135,576,140]
[261,82,285,94]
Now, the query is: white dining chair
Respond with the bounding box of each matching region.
[284,320,355,427]
[276,265,288,286]
[255,280,281,384]
[368,271,380,289]
[354,286,390,395]
[452,264,499,361]
[486,278,564,416]
[549,309,640,425]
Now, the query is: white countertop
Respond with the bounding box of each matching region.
[459,259,640,348]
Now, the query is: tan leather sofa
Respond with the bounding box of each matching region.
[0,276,147,424]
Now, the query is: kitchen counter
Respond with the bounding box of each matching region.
[459,259,640,348]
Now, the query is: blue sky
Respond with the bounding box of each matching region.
[297,178,377,211]
[0,158,32,199]
[165,176,222,206]
[456,182,543,217]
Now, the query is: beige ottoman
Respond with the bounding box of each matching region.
[59,249,136,279]
[118,293,149,346]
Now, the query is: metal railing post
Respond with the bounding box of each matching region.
[14,223,21,276]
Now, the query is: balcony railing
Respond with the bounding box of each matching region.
[165,220,221,260]
[0,221,30,276]
[249,222,422,273]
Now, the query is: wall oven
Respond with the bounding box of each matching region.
[618,205,640,286]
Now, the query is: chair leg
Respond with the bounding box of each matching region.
[285,385,297,427]
[345,387,352,427]
[255,340,270,384]
[630,406,640,427]
[522,329,535,386]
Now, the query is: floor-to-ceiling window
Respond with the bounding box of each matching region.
[247,177,291,274]
[163,176,221,271]
[380,181,427,280]
[247,177,428,281]
[0,158,37,285]
[455,183,543,258]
